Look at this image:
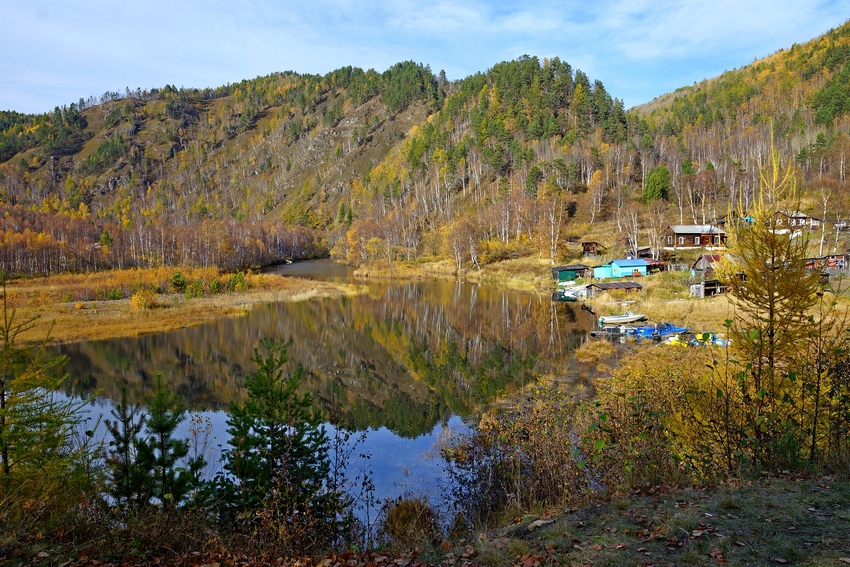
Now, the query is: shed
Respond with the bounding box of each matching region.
[689,280,727,298]
[552,264,592,283]
[586,281,643,298]
[645,259,667,274]
[581,241,606,257]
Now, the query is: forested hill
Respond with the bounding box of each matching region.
[2,20,850,276]
[0,62,444,273]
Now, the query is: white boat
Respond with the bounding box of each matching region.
[598,311,646,326]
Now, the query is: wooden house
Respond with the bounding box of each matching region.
[666,225,726,248]
[775,210,821,231]
[581,241,606,257]
[691,253,724,280]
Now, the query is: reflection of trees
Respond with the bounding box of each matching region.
[57,278,594,437]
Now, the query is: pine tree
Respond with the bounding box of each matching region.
[105,377,204,511]
[104,387,146,509]
[135,375,205,509]
[0,277,84,484]
[213,338,348,550]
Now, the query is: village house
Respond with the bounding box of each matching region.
[775,210,821,231]
[593,258,648,279]
[665,225,727,248]
[691,253,724,280]
[689,253,727,298]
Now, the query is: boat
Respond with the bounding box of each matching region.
[552,290,578,302]
[633,322,689,339]
[553,284,588,302]
[590,325,638,338]
[598,311,646,326]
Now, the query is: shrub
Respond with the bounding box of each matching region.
[107,288,123,300]
[170,271,187,292]
[226,271,247,291]
[382,497,441,548]
[443,389,592,526]
[130,288,159,310]
[184,279,204,299]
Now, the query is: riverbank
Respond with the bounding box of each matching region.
[3,267,361,345]
[356,256,736,332]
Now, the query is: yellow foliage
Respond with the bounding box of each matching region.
[130,288,160,310]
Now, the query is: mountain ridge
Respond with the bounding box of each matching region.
[1,21,849,276]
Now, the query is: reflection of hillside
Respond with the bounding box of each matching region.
[57,280,593,437]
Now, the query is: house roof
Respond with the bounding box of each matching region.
[780,210,819,219]
[692,254,724,269]
[611,258,648,267]
[553,264,592,271]
[669,224,726,234]
[588,281,644,291]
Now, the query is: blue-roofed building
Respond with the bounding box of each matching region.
[593,258,648,279]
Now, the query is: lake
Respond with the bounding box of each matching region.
[56,259,595,513]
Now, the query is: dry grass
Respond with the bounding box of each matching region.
[574,338,616,364]
[3,268,361,345]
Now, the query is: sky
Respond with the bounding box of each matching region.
[1,0,847,115]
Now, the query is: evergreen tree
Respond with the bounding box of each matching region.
[644,165,671,201]
[213,338,348,550]
[105,377,204,511]
[0,276,97,538]
[135,376,204,508]
[716,143,834,471]
[104,387,146,509]
[0,278,85,483]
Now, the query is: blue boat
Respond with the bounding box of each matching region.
[633,322,689,339]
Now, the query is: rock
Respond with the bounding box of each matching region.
[527,519,555,531]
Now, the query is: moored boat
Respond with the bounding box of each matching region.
[598,311,646,326]
[633,322,689,339]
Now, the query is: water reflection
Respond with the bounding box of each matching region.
[55,260,595,508]
[58,261,593,437]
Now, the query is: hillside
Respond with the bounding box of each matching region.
[1,20,850,277]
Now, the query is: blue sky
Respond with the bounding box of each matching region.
[1,0,847,114]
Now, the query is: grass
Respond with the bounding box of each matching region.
[3,267,361,345]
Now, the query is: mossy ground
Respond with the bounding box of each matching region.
[458,476,850,567]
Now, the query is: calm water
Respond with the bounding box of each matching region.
[58,260,595,510]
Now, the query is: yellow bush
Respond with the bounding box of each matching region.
[130,288,159,310]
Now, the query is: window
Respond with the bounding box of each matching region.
[667,236,672,245]
[714,235,721,244]
[678,236,685,245]
[694,236,700,245]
